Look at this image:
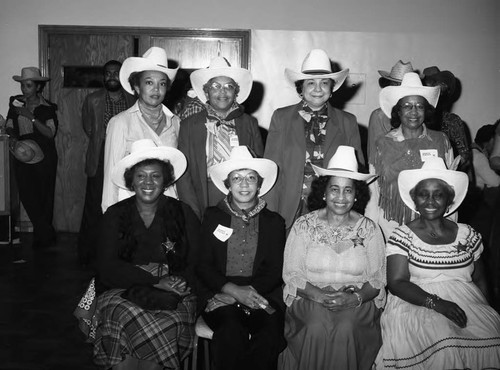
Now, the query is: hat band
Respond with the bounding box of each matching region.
[302,69,332,74]
[326,167,356,172]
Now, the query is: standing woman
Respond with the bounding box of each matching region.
[102,47,180,212]
[197,146,285,370]
[264,49,364,231]
[6,67,58,248]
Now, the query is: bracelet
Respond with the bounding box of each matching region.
[423,294,440,310]
[353,292,362,308]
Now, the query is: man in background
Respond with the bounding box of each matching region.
[78,60,135,265]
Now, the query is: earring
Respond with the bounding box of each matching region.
[354,198,357,202]
[322,196,326,201]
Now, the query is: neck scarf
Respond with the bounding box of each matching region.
[138,100,166,134]
[224,196,266,224]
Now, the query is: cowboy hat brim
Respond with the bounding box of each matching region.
[208,158,278,196]
[284,68,349,93]
[10,139,44,164]
[12,76,50,82]
[379,85,440,118]
[311,164,377,183]
[119,57,179,95]
[112,146,187,190]
[398,167,468,217]
[378,70,403,83]
[190,67,253,104]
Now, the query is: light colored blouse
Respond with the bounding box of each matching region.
[283,210,386,308]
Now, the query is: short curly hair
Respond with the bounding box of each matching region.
[390,97,435,129]
[123,158,175,191]
[307,176,371,214]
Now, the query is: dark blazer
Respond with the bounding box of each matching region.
[264,102,364,229]
[177,108,264,219]
[196,205,286,313]
[81,88,135,177]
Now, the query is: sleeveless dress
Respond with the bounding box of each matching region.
[376,224,500,369]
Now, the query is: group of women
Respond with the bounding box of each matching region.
[10,45,499,369]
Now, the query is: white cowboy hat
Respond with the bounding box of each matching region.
[112,139,187,190]
[379,72,440,118]
[378,60,415,83]
[10,139,44,164]
[311,145,376,182]
[398,156,468,217]
[190,56,253,104]
[284,49,349,93]
[12,67,50,82]
[119,47,179,95]
[208,146,277,196]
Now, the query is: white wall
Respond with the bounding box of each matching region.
[0,0,498,136]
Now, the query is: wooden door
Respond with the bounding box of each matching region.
[47,33,134,232]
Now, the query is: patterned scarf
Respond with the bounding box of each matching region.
[224,196,266,224]
[299,101,328,167]
[205,102,240,167]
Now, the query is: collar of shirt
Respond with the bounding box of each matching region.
[387,124,431,142]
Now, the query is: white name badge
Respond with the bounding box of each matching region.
[213,225,233,242]
[420,149,438,162]
[229,134,239,147]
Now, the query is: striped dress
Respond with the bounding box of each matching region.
[376,223,500,369]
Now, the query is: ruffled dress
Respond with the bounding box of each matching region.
[376,223,500,369]
[281,211,386,370]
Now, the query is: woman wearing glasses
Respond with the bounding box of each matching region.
[197,146,285,370]
[365,72,455,239]
[177,57,263,219]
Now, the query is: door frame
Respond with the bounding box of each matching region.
[39,25,251,99]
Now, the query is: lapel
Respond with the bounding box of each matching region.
[193,113,209,198]
[323,104,341,166]
[291,103,307,162]
[252,210,267,275]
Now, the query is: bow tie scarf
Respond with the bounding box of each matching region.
[299,104,328,167]
[205,113,237,168]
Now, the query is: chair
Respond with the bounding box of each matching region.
[189,316,213,370]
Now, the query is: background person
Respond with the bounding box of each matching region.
[177,56,263,220]
[78,59,135,265]
[197,146,285,370]
[376,157,500,369]
[280,146,385,370]
[5,67,58,248]
[264,49,364,231]
[102,47,180,212]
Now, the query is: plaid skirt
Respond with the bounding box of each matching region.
[92,289,196,369]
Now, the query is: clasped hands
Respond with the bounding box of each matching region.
[316,285,360,311]
[155,275,190,296]
[205,285,269,313]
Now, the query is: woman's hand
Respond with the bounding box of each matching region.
[204,293,237,312]
[433,299,467,328]
[155,275,190,296]
[322,291,360,311]
[222,283,269,309]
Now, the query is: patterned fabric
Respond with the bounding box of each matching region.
[93,289,196,369]
[440,111,471,164]
[73,278,98,341]
[376,223,500,369]
[179,97,205,121]
[104,91,128,132]
[205,103,239,168]
[283,211,386,308]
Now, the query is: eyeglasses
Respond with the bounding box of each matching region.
[209,82,236,92]
[401,102,425,111]
[229,173,258,184]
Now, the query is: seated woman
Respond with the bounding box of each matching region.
[76,139,200,370]
[281,146,386,370]
[376,157,500,369]
[197,146,286,370]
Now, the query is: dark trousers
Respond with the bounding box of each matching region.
[202,304,285,370]
[77,149,104,265]
[14,151,57,245]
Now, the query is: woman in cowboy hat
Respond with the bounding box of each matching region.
[376,157,500,369]
[367,60,415,164]
[197,146,285,370]
[5,67,58,248]
[281,145,385,370]
[365,72,455,238]
[78,139,200,370]
[176,56,263,219]
[264,49,364,231]
[102,46,180,213]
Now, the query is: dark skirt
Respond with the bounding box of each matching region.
[280,298,382,370]
[93,289,196,369]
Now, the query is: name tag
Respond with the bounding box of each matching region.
[229,134,239,147]
[420,149,438,162]
[213,225,233,242]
